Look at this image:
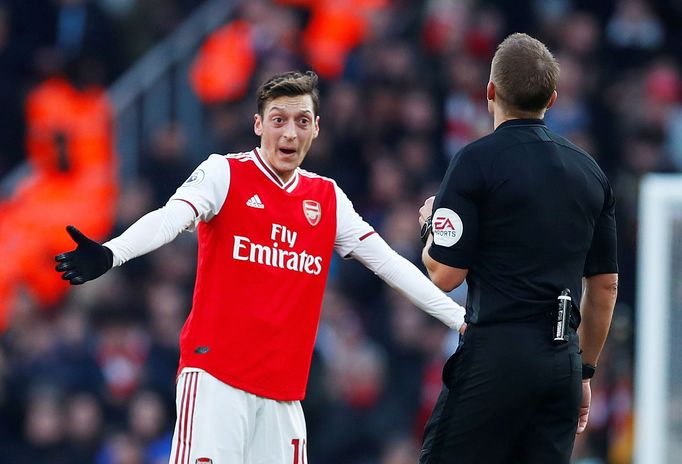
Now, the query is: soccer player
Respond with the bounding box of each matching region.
[55,71,466,464]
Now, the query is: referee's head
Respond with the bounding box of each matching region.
[488,33,560,118]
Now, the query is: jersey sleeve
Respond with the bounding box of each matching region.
[103,200,196,267]
[168,154,231,229]
[583,182,618,276]
[333,183,376,258]
[428,148,485,268]
[350,234,465,329]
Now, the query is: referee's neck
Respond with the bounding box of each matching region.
[493,111,546,130]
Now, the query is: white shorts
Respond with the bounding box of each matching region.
[169,369,307,464]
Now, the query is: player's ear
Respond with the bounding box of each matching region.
[254,113,263,136]
[546,90,558,110]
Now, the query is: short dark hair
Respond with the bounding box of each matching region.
[256,71,320,116]
[491,33,559,113]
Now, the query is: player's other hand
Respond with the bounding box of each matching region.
[55,225,113,285]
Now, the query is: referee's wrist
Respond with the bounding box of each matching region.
[420,215,433,245]
[582,363,596,380]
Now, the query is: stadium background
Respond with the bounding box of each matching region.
[1,0,681,462]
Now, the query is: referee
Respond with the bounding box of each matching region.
[418,33,618,464]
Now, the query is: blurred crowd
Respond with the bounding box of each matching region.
[1,0,682,463]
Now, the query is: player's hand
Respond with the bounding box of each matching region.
[419,196,435,226]
[55,225,113,285]
[576,379,591,434]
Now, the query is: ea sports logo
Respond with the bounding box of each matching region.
[434,217,456,231]
[432,208,463,247]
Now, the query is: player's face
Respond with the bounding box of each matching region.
[254,94,320,182]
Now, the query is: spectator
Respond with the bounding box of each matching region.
[64,392,105,463]
[127,390,173,463]
[0,3,26,179]
[140,122,193,207]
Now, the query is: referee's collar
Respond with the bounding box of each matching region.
[495,118,546,130]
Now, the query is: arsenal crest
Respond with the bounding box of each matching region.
[303,200,321,226]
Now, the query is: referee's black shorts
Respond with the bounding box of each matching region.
[419,321,582,464]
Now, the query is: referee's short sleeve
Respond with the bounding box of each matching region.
[584,183,618,276]
[428,148,483,269]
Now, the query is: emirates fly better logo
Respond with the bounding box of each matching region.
[232,223,324,275]
[432,208,463,247]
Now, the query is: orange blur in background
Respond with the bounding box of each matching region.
[0,77,117,330]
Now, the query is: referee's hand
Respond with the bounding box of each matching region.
[576,379,591,434]
[419,196,435,227]
[55,225,113,285]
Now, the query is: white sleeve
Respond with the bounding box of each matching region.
[103,200,196,267]
[333,183,375,257]
[168,153,231,228]
[103,154,230,267]
[350,233,466,330]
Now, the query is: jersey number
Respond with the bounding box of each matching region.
[291,438,306,464]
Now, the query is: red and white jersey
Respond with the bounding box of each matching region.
[169,148,374,401]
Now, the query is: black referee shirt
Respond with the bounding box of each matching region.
[429,118,618,324]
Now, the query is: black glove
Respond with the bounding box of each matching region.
[55,225,113,285]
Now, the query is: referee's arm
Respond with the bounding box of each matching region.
[580,181,618,368]
[418,196,469,291]
[578,273,618,367]
[421,234,468,292]
[576,272,617,435]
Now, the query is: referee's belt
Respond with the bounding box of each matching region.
[477,309,580,331]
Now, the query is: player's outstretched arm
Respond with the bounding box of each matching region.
[350,233,466,331]
[55,200,196,284]
[55,225,114,285]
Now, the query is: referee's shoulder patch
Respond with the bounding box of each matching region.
[432,208,463,247]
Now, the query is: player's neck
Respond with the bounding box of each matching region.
[257,146,296,183]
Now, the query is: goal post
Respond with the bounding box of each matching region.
[635,174,682,464]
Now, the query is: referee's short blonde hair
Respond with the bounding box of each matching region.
[491,33,560,113]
